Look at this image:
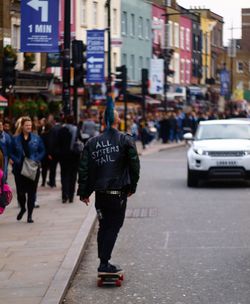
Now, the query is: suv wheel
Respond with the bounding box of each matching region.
[187,167,199,187]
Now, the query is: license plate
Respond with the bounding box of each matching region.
[216,160,238,166]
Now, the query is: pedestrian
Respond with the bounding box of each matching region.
[10,116,45,223]
[40,122,52,186]
[0,119,12,180]
[58,115,80,203]
[77,97,140,273]
[47,116,62,187]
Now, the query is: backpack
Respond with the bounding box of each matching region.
[0,169,13,215]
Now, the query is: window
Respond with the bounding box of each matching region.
[145,19,150,40]
[237,61,244,73]
[130,55,135,80]
[93,1,98,27]
[122,11,127,35]
[12,24,20,49]
[113,52,117,70]
[138,17,143,38]
[166,0,171,6]
[174,23,179,48]
[131,14,135,36]
[122,53,127,67]
[113,9,118,34]
[139,56,143,78]
[186,29,190,51]
[168,21,173,47]
[186,60,190,84]
[180,27,184,49]
[80,0,87,25]
[181,59,185,83]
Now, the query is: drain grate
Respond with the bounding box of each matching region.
[126,208,158,218]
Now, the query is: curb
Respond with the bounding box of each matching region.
[40,202,97,304]
[139,142,186,156]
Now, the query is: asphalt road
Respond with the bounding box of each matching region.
[64,147,250,304]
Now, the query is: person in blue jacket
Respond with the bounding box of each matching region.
[11,116,45,223]
[0,119,12,180]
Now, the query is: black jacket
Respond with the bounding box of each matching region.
[77,128,140,198]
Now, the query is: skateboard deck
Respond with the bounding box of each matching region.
[97,271,124,287]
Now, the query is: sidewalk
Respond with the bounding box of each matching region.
[0,140,184,304]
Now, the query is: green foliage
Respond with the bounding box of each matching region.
[48,100,62,114]
[3,45,17,60]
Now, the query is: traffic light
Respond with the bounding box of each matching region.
[115,65,127,92]
[72,40,86,87]
[164,49,175,77]
[2,55,16,88]
[141,68,149,96]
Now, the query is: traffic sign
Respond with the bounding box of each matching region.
[21,0,59,53]
[86,30,105,83]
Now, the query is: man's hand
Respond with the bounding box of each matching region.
[80,197,90,205]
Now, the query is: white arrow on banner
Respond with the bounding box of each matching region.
[27,0,49,22]
[87,57,104,64]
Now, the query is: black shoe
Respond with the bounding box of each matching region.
[27,217,34,223]
[17,209,26,221]
[47,182,56,188]
[62,198,68,203]
[98,263,122,273]
[69,198,74,203]
[41,183,45,187]
[34,204,40,208]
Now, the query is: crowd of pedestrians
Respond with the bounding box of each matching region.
[0,114,100,223]
[0,105,248,222]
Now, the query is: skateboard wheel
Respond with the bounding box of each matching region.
[97,279,103,287]
[115,280,122,287]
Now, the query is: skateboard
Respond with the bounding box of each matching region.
[97,271,124,287]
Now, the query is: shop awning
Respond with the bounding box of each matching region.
[0,95,8,108]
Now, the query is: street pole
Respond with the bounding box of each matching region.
[62,0,71,116]
[105,0,112,94]
[163,15,168,113]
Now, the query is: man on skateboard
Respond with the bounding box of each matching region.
[77,97,140,274]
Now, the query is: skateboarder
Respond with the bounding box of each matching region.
[77,97,140,273]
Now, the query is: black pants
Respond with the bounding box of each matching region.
[60,157,79,200]
[95,192,127,263]
[49,155,59,186]
[14,171,39,219]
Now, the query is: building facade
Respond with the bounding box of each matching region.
[120,0,152,83]
[75,0,121,77]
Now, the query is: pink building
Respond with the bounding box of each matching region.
[179,16,192,85]
[152,4,166,58]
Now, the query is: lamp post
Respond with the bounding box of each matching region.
[62,0,71,116]
[105,0,112,94]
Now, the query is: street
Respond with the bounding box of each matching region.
[64,147,250,304]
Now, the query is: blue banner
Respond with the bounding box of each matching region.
[21,0,59,53]
[220,69,230,96]
[86,30,105,83]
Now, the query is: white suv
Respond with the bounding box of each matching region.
[184,119,250,187]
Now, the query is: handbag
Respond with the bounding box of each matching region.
[21,157,39,181]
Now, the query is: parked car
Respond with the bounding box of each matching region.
[184,119,250,187]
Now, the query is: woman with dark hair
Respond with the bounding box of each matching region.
[10,117,45,223]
